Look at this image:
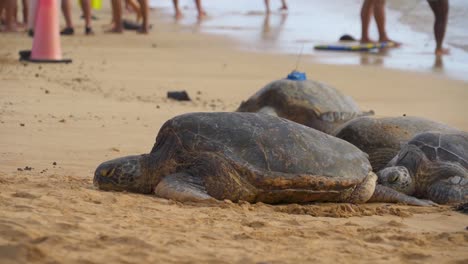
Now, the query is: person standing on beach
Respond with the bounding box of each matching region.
[172,0,206,20]
[60,0,93,35]
[12,0,28,27]
[360,0,399,45]
[110,0,149,33]
[427,0,449,55]
[264,0,288,14]
[0,0,18,32]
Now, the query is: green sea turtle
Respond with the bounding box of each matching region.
[378,131,468,204]
[334,116,457,172]
[236,78,373,134]
[94,112,432,205]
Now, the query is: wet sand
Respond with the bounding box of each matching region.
[1,4,468,264]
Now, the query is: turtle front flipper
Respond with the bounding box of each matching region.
[369,185,437,206]
[154,173,215,202]
[427,176,468,204]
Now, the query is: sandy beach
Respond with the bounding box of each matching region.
[1,3,468,263]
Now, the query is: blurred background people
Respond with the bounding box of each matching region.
[172,0,206,19]
[264,0,288,14]
[427,0,449,55]
[110,0,148,33]
[60,0,93,35]
[360,0,399,45]
[0,0,19,32]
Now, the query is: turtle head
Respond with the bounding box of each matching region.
[94,155,153,194]
[377,166,415,195]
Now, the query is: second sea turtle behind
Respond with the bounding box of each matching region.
[334,116,458,172]
[378,131,468,204]
[236,78,373,134]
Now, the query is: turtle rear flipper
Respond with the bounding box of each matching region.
[154,173,214,202]
[369,185,437,206]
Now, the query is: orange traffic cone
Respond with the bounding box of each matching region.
[19,0,72,63]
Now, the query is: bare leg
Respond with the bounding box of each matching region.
[0,2,4,25]
[264,0,270,14]
[136,0,148,34]
[22,0,28,24]
[27,0,37,34]
[4,0,18,32]
[172,0,182,19]
[0,1,5,30]
[373,0,400,45]
[61,0,74,29]
[194,0,206,19]
[110,0,123,32]
[124,0,131,11]
[80,0,93,34]
[13,0,19,25]
[360,0,375,43]
[428,0,449,55]
[280,0,288,10]
[126,0,142,22]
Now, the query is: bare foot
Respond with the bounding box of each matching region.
[137,27,148,34]
[360,38,376,44]
[197,11,207,20]
[279,6,288,11]
[3,27,20,32]
[105,27,123,33]
[15,22,27,29]
[175,10,183,20]
[435,48,450,56]
[379,38,401,47]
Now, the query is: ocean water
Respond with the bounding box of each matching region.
[149,0,468,81]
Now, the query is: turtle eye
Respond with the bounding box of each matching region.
[99,167,115,177]
[389,174,399,183]
[99,168,110,177]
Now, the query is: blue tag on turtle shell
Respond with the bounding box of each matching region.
[286,71,307,81]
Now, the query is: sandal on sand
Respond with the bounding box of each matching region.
[122,19,141,30]
[60,27,74,35]
[81,14,99,20]
[85,27,94,35]
[122,19,152,32]
[104,27,123,34]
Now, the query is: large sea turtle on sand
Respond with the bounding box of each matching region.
[378,131,468,204]
[236,78,373,134]
[94,112,432,205]
[334,116,458,172]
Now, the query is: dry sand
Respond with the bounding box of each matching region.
[1,6,468,264]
